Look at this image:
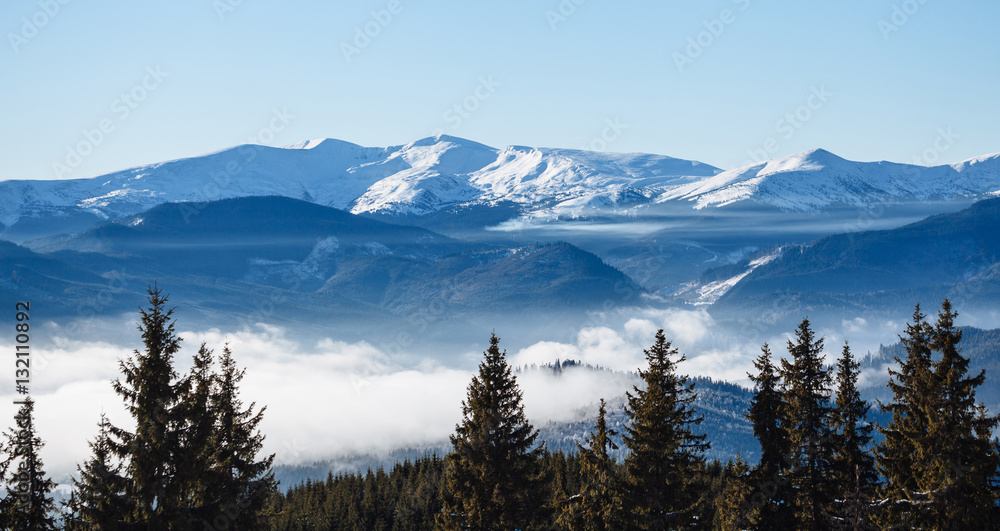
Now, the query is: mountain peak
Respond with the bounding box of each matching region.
[765,148,849,173]
[281,138,364,151]
[405,135,496,151]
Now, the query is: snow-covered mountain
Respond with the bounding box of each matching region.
[3,139,999,240]
[659,148,1000,211]
[0,135,720,232]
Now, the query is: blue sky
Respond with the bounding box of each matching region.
[1,0,997,181]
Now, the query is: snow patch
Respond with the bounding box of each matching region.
[685,248,782,306]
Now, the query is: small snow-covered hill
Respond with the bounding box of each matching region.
[659,148,1000,211]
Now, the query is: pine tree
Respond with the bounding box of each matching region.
[178,343,217,523]
[108,284,188,527]
[67,414,131,529]
[201,344,276,529]
[558,398,622,530]
[876,304,934,527]
[779,318,835,530]
[929,300,1000,526]
[745,343,795,530]
[877,301,1000,528]
[0,397,57,530]
[438,332,545,530]
[711,456,753,530]
[622,329,709,530]
[828,342,877,529]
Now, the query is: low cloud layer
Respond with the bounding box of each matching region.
[3,323,632,482]
[7,305,991,484]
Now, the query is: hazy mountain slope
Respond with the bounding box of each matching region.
[714,198,1000,315]
[0,240,140,316]
[15,197,649,331]
[318,242,642,312]
[35,196,467,285]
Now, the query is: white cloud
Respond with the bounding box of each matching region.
[3,306,920,484]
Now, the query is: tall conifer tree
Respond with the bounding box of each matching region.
[177,343,217,523]
[206,344,276,529]
[876,305,933,527]
[779,318,835,530]
[829,342,876,529]
[928,300,1000,526]
[558,398,622,530]
[879,301,1000,527]
[67,414,131,529]
[0,397,57,530]
[622,329,709,530]
[711,456,753,530]
[745,343,794,529]
[439,332,545,530]
[108,284,187,526]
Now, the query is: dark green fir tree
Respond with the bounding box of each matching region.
[829,342,877,529]
[557,398,622,530]
[878,301,1000,528]
[65,414,131,530]
[622,329,709,530]
[205,344,276,529]
[745,343,795,530]
[0,396,57,530]
[108,284,188,526]
[876,305,934,528]
[438,332,545,530]
[177,343,217,523]
[779,318,835,530]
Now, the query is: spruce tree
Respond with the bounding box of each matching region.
[829,342,877,529]
[622,329,709,530]
[928,300,1000,526]
[745,343,795,529]
[779,318,835,530]
[206,344,276,529]
[558,398,622,530]
[876,305,934,527]
[878,301,1000,528]
[711,456,753,530]
[439,332,545,530]
[877,301,1000,528]
[0,397,57,530]
[178,343,217,523]
[108,284,187,526]
[68,414,131,529]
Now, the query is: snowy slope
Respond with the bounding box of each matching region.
[658,149,1000,211]
[0,135,720,228]
[677,249,783,306]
